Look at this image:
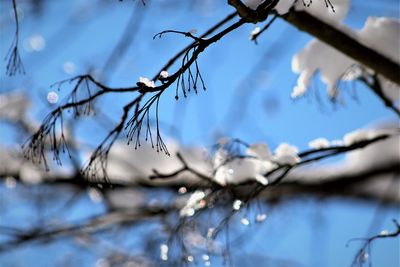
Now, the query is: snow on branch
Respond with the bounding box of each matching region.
[2,1,400,264]
[2,89,398,199]
[21,13,246,181]
[232,0,399,113]
[290,16,400,109]
[7,111,399,203]
[282,7,400,88]
[2,103,399,263]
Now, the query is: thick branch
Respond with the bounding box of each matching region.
[281,10,400,85]
[2,158,399,204]
[259,161,400,203]
[0,163,398,253]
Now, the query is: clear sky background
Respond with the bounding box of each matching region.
[0,0,399,266]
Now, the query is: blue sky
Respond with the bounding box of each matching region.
[0,0,399,266]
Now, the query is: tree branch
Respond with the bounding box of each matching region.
[5,0,25,76]
[358,74,400,117]
[281,10,400,85]
[348,219,400,267]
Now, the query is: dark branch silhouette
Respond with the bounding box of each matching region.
[5,0,25,76]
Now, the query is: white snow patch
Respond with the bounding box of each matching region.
[0,91,30,122]
[291,16,400,102]
[273,143,300,165]
[247,143,272,160]
[213,146,271,186]
[343,129,382,146]
[159,70,169,79]
[308,137,330,149]
[138,77,155,88]
[250,26,261,39]
[20,164,44,184]
[105,139,211,184]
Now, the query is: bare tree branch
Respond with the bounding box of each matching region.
[348,219,400,267]
[5,0,25,76]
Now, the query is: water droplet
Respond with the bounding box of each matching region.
[47,91,59,104]
[233,199,242,210]
[178,186,187,194]
[241,218,250,226]
[202,254,210,261]
[256,213,267,222]
[23,34,46,52]
[251,27,261,35]
[160,244,169,261]
[184,208,195,217]
[187,255,194,262]
[361,251,369,262]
